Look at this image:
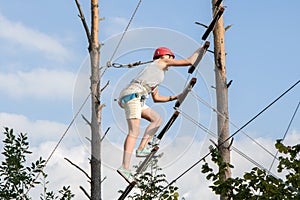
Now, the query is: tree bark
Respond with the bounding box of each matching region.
[211,1,231,200]
[90,0,102,199]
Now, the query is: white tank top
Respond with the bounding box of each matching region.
[119,60,166,98]
[134,60,165,91]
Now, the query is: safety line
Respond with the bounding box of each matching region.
[153,80,299,198]
[109,0,142,62]
[24,93,91,197]
[176,108,271,173]
[100,0,143,78]
[223,80,299,144]
[190,90,278,160]
[110,60,152,68]
[189,43,279,161]
[268,100,300,174]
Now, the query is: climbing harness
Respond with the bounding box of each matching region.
[118,92,147,108]
[120,93,139,104]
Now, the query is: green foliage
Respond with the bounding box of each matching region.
[201,140,300,199]
[40,172,75,200]
[276,139,300,191]
[0,127,75,200]
[0,127,45,199]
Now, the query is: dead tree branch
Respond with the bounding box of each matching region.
[100,80,110,93]
[74,0,92,45]
[81,114,91,126]
[101,127,111,142]
[64,157,91,180]
[80,186,91,200]
[101,176,107,183]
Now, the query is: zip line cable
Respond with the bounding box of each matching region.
[189,66,278,160]
[279,100,300,141]
[190,90,279,160]
[24,93,91,197]
[222,80,299,145]
[153,80,300,198]
[101,0,143,78]
[176,107,273,174]
[268,100,300,174]
[109,0,142,63]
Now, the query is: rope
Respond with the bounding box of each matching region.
[268,100,300,174]
[24,93,91,197]
[176,107,271,173]
[223,80,299,144]
[189,64,278,160]
[153,80,300,198]
[190,90,278,160]
[101,0,143,78]
[109,0,142,63]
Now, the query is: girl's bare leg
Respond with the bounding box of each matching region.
[137,108,162,150]
[122,118,140,170]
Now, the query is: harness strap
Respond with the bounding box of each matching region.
[120,93,139,104]
[131,79,156,94]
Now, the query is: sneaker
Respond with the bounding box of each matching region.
[117,167,134,183]
[136,147,152,157]
[151,136,160,146]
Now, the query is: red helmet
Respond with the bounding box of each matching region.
[153,47,175,59]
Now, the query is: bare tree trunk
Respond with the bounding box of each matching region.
[74,0,102,198]
[211,1,231,200]
[90,0,102,199]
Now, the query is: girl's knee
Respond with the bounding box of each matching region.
[128,129,140,138]
[154,115,162,127]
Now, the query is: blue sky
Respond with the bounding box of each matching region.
[0,0,299,199]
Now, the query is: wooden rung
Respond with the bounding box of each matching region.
[201,7,225,40]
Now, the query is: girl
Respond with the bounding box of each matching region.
[117,46,204,183]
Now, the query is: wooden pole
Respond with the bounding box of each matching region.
[211,1,231,200]
[90,0,102,199]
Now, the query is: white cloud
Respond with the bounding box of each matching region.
[283,129,300,145]
[0,112,79,146]
[27,143,90,200]
[0,13,71,62]
[0,112,299,199]
[104,17,133,36]
[0,68,76,100]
